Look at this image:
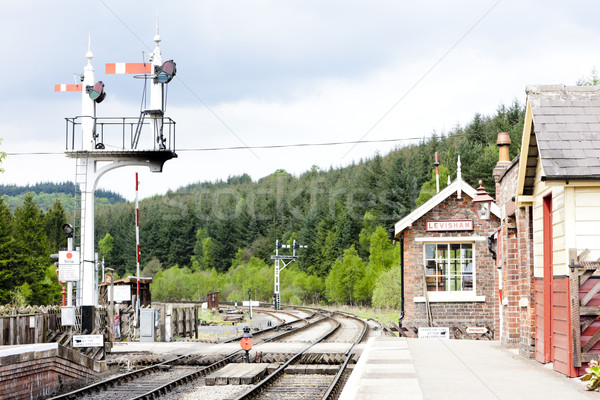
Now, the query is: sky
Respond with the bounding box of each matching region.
[1,0,599,201]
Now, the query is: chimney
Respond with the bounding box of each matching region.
[497,132,511,163]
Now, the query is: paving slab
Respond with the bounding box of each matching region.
[407,338,597,400]
[340,337,600,400]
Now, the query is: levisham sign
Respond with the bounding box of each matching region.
[426,219,473,232]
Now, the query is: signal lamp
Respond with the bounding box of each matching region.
[62,223,74,238]
[88,81,106,103]
[156,60,176,84]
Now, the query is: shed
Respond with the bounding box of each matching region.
[207,291,220,309]
[99,276,153,307]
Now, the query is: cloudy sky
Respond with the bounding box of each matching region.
[1,1,599,200]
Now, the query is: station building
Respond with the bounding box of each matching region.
[393,161,501,339]
[495,85,600,377]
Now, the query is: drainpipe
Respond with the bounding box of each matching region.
[399,232,405,330]
[488,229,502,342]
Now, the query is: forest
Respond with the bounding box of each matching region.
[0,182,125,212]
[0,101,524,308]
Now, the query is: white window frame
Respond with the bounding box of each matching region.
[414,237,486,303]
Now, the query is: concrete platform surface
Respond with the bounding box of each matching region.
[340,337,598,400]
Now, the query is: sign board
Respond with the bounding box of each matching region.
[426,220,473,232]
[61,306,75,326]
[418,327,450,339]
[58,251,80,281]
[466,327,488,334]
[108,285,131,302]
[242,300,259,307]
[73,334,104,348]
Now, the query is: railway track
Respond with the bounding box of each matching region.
[49,308,357,400]
[48,351,244,400]
[231,310,368,400]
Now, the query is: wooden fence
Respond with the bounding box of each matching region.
[0,303,208,349]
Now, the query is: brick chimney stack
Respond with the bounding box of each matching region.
[493,132,511,183]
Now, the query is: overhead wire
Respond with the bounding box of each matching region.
[5,130,519,156]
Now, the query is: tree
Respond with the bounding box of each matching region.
[0,197,17,303]
[415,165,452,206]
[44,199,67,252]
[372,266,402,309]
[577,67,600,86]
[98,233,114,265]
[12,193,50,304]
[0,138,5,173]
[141,257,162,278]
[325,246,365,304]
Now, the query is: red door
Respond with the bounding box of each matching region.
[543,195,553,363]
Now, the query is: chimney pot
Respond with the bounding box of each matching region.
[497,132,511,163]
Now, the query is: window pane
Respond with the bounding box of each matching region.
[424,242,474,293]
[425,244,435,260]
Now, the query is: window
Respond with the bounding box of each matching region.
[424,243,473,292]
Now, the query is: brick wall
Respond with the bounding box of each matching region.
[495,159,536,357]
[0,344,100,399]
[401,191,499,337]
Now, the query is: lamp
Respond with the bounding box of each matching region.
[61,223,74,238]
[472,180,494,220]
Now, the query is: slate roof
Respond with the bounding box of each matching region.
[527,85,600,180]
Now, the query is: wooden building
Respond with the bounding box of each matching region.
[207,291,220,309]
[495,85,600,377]
[99,276,152,307]
[393,160,501,338]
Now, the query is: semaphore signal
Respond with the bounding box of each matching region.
[52,20,178,332]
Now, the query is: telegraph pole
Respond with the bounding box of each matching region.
[271,240,307,310]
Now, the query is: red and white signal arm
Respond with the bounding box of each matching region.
[58,251,80,282]
[240,337,253,351]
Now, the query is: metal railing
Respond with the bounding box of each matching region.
[65,115,176,152]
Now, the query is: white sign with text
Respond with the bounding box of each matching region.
[418,327,450,339]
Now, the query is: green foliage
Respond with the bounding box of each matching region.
[581,360,600,391]
[372,266,402,309]
[577,67,600,86]
[415,165,451,206]
[0,101,525,307]
[1,182,124,212]
[0,138,4,173]
[325,246,365,305]
[98,233,114,261]
[44,199,67,252]
[141,257,162,278]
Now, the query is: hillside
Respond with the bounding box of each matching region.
[95,101,524,278]
[0,182,126,212]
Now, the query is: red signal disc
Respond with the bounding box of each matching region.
[240,337,253,351]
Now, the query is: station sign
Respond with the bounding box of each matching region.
[58,251,80,281]
[426,219,473,232]
[418,327,450,339]
[466,327,488,334]
[73,334,104,347]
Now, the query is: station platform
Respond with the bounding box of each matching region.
[339,337,597,400]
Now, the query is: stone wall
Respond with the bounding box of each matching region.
[0,343,102,399]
